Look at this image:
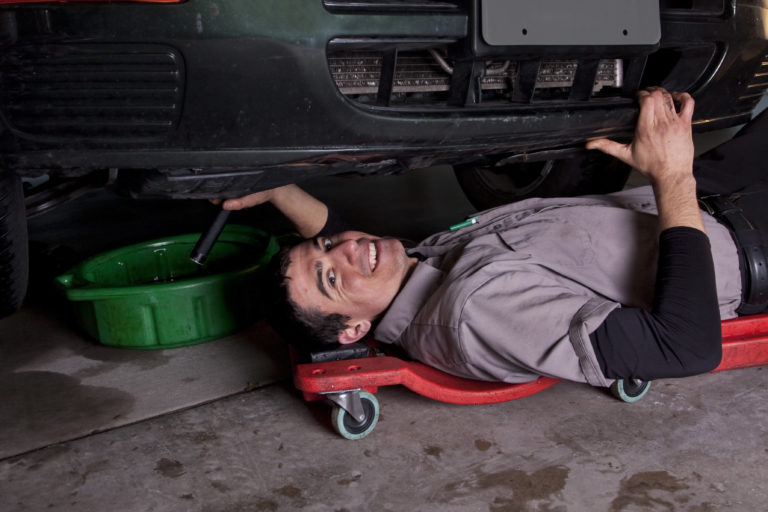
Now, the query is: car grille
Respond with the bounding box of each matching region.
[329,50,624,104]
[325,0,732,111]
[0,44,184,143]
[740,54,768,107]
[327,42,711,109]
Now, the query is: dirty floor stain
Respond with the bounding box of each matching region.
[154,458,185,478]
[425,445,444,459]
[443,465,570,510]
[475,439,493,451]
[610,471,690,512]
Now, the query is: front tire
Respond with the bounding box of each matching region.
[454,153,631,211]
[0,170,29,318]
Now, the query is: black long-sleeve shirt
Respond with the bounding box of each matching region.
[589,227,722,380]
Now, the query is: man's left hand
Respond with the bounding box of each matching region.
[587,87,704,232]
[586,87,695,186]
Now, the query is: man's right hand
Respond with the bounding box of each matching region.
[214,184,330,239]
[218,186,289,211]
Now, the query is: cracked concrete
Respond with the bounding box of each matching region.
[2,369,767,511]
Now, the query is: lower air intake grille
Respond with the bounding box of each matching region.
[0,44,184,143]
[329,49,623,107]
[741,55,768,105]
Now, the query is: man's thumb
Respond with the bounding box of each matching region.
[585,138,630,164]
[221,199,242,211]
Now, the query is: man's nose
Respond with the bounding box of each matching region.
[332,238,360,265]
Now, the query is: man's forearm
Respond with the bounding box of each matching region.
[269,184,329,239]
[269,185,328,238]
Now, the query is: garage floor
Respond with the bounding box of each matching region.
[2,107,768,511]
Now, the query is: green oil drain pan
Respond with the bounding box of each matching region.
[56,225,279,349]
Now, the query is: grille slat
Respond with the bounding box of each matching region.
[6,105,178,115]
[4,70,181,84]
[569,59,601,101]
[5,86,181,98]
[323,0,463,14]
[7,92,179,104]
[13,119,175,129]
[0,44,184,142]
[6,60,179,70]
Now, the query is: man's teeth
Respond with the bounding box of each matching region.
[369,242,377,271]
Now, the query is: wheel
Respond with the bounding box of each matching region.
[454,153,631,211]
[330,391,380,440]
[610,379,651,403]
[0,169,29,318]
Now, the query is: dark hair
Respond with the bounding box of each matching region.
[264,244,350,346]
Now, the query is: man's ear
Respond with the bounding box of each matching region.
[337,319,371,344]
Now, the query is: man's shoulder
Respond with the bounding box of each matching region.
[416,188,657,248]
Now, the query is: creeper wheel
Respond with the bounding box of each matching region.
[330,391,380,440]
[611,379,651,403]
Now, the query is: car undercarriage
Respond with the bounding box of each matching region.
[1,0,767,315]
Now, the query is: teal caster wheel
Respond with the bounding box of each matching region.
[329,390,380,440]
[611,379,651,403]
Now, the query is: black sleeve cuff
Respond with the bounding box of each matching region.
[316,208,353,238]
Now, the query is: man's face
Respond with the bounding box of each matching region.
[285,231,418,342]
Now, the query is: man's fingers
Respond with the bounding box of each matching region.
[221,191,273,210]
[638,88,693,120]
[636,88,652,99]
[647,88,676,117]
[671,91,695,121]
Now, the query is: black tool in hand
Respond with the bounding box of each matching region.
[190,208,231,265]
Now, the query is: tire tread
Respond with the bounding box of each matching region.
[0,170,29,317]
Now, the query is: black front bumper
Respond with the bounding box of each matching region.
[0,0,766,193]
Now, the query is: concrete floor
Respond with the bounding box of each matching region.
[3,105,768,510]
[2,370,767,511]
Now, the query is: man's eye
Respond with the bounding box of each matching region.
[328,269,336,288]
[323,238,332,250]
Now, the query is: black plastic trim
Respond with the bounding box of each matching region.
[323,0,464,14]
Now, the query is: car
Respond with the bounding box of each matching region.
[1,0,767,317]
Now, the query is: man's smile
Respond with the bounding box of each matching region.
[369,241,378,273]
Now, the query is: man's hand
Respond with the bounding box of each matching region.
[587,88,695,184]
[210,186,286,211]
[586,87,704,232]
[213,184,329,238]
